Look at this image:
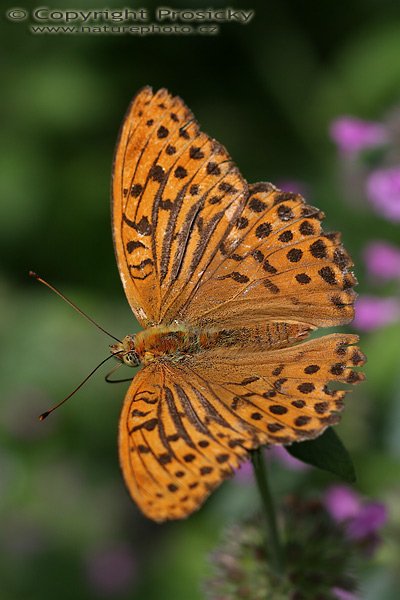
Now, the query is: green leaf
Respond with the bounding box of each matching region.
[286,428,356,482]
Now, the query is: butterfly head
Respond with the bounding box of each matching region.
[110,335,141,367]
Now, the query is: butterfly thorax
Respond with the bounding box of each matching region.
[134,324,201,364]
[111,321,313,367]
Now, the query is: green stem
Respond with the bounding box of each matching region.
[251,448,284,577]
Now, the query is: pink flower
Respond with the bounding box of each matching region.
[353,295,400,331]
[234,446,309,484]
[364,241,400,280]
[324,485,387,555]
[330,117,387,154]
[332,587,360,600]
[324,485,361,522]
[269,445,309,471]
[234,459,254,484]
[366,167,400,221]
[347,502,387,540]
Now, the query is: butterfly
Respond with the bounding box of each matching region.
[111,87,365,522]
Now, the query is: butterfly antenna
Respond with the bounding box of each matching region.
[39,352,122,421]
[29,271,121,343]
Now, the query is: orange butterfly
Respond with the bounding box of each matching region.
[111,87,365,521]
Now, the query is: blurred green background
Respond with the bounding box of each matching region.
[2,0,400,598]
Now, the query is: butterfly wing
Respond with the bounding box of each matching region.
[174,183,357,328]
[113,89,356,332]
[119,362,248,522]
[112,87,247,327]
[119,334,365,521]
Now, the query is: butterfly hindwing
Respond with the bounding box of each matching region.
[119,362,248,522]
[191,333,365,444]
[119,334,365,521]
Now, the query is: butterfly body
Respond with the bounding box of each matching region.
[113,320,315,368]
[112,87,366,521]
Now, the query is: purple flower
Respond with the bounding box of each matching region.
[366,166,400,221]
[324,485,361,522]
[86,543,136,596]
[332,587,360,600]
[269,445,309,471]
[234,459,254,484]
[330,117,387,154]
[324,485,387,557]
[347,502,387,540]
[234,446,309,484]
[364,241,400,280]
[353,295,400,331]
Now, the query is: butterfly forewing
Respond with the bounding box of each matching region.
[112,87,247,327]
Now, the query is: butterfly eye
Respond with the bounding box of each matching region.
[124,351,140,367]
